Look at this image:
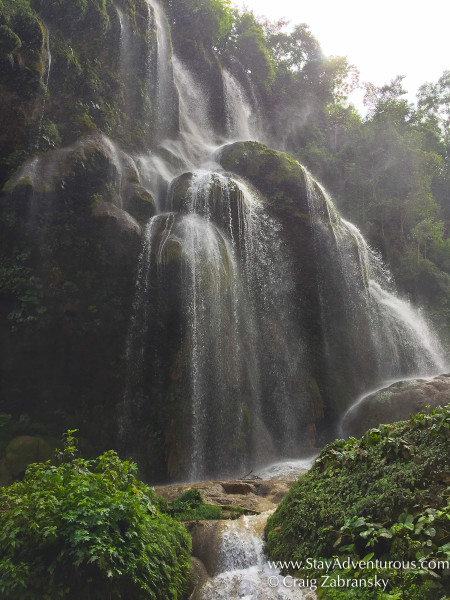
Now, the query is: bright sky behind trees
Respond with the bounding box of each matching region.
[233,0,450,111]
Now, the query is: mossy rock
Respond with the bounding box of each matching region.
[169,172,193,212]
[218,141,309,218]
[123,183,156,223]
[342,373,450,437]
[6,134,121,200]
[0,25,21,55]
[4,435,55,478]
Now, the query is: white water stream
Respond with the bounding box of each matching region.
[195,511,316,600]
[193,459,318,600]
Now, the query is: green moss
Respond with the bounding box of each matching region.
[162,239,183,263]
[168,488,224,521]
[266,405,450,599]
[0,24,21,54]
[219,141,308,215]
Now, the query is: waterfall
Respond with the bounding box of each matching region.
[134,54,218,207]
[173,213,246,480]
[145,0,175,141]
[31,23,52,151]
[222,69,262,142]
[119,0,447,480]
[122,210,255,480]
[303,168,447,385]
[176,170,310,470]
[120,216,162,444]
[194,511,316,600]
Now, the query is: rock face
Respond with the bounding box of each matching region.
[0,134,144,459]
[341,374,450,438]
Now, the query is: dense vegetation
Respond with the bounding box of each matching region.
[266,405,450,599]
[0,432,191,600]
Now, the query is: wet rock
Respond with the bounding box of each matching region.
[155,478,291,514]
[342,373,450,437]
[93,201,141,236]
[221,481,254,495]
[187,557,209,598]
[4,435,55,479]
[123,183,156,223]
[185,520,223,577]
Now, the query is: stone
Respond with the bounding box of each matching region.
[123,183,156,223]
[341,373,450,438]
[4,435,54,478]
[93,201,142,237]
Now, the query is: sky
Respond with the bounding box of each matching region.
[232,0,450,112]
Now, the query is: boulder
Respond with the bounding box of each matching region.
[123,183,156,223]
[342,373,450,437]
[4,435,55,479]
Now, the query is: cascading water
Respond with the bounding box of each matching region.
[119,0,448,481]
[303,168,447,385]
[122,210,257,479]
[31,23,52,151]
[145,0,176,141]
[173,170,310,461]
[223,68,262,142]
[194,511,317,600]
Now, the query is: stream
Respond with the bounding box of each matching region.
[190,459,318,600]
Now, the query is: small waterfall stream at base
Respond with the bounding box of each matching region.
[194,511,316,600]
[192,458,318,600]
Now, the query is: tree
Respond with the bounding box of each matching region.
[364,75,409,117]
[163,0,233,53]
[0,431,191,600]
[227,12,275,92]
[262,21,322,73]
[410,217,445,262]
[417,70,450,141]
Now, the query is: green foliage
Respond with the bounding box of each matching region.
[0,431,191,599]
[169,488,223,521]
[229,12,274,92]
[266,406,450,599]
[163,0,232,52]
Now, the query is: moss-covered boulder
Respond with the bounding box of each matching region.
[342,373,450,438]
[219,141,309,218]
[123,183,156,223]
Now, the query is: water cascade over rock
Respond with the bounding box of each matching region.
[303,170,446,392]
[0,0,447,484]
[192,511,316,600]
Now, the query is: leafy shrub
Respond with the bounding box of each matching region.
[170,487,204,513]
[169,487,223,521]
[266,405,450,599]
[0,431,191,600]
